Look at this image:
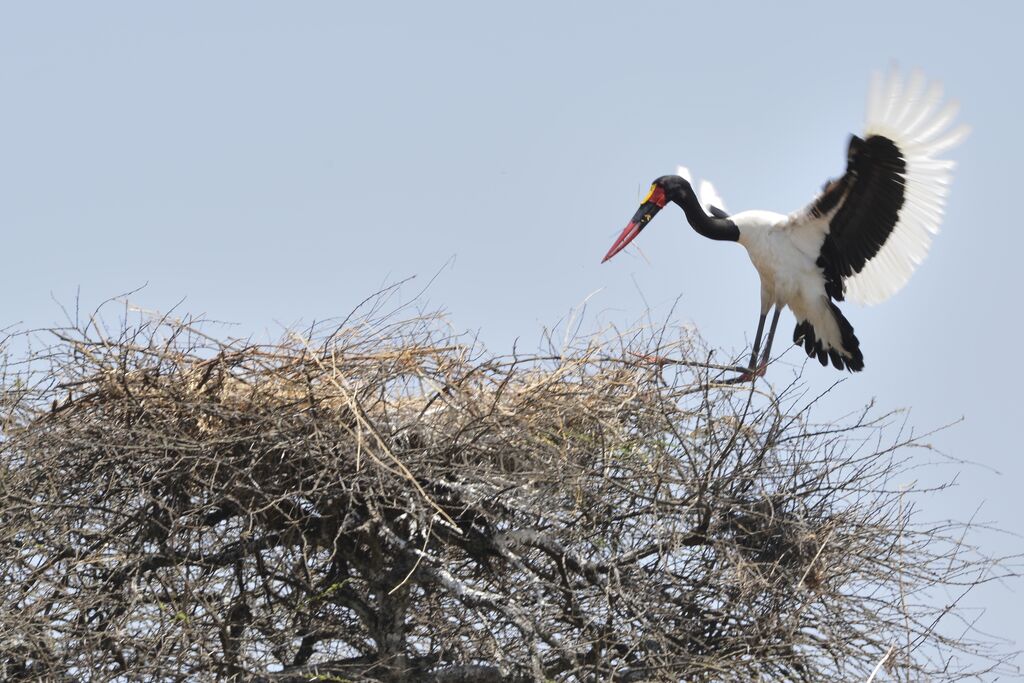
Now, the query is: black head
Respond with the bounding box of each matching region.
[601,174,693,263]
[651,174,694,203]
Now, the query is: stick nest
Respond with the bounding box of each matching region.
[0,298,1013,681]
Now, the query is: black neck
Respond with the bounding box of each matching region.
[675,194,739,242]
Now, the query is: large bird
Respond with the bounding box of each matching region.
[602,69,968,378]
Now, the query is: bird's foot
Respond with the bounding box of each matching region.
[725,363,767,384]
[744,362,768,380]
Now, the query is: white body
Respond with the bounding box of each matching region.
[734,210,846,352]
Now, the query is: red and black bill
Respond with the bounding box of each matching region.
[601,184,667,263]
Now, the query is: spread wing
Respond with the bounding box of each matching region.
[785,69,969,305]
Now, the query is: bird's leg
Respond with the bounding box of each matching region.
[732,310,767,375]
[726,307,776,383]
[755,306,783,375]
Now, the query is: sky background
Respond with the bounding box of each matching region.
[2,0,1021,666]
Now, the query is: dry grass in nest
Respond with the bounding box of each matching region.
[0,294,1015,681]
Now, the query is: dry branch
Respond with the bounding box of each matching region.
[0,298,1014,681]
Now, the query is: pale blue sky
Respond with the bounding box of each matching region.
[3,1,1022,658]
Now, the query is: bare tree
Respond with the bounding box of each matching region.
[0,297,1015,681]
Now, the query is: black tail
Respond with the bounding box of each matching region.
[793,303,864,372]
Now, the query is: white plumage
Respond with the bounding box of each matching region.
[698,179,727,216]
[677,166,728,217]
[845,69,970,305]
[603,69,968,376]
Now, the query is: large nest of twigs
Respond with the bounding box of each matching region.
[0,299,1012,682]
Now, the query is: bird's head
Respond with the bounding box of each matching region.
[602,174,693,263]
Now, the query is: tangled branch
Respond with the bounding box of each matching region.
[0,297,1014,681]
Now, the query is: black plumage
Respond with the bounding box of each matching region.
[792,303,863,372]
[790,134,906,369]
[814,134,908,302]
[603,70,962,380]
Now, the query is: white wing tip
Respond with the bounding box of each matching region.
[699,179,727,214]
[865,67,969,155]
[850,67,966,306]
[676,166,729,215]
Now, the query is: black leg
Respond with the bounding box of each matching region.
[725,309,770,381]
[757,306,782,370]
[746,311,768,371]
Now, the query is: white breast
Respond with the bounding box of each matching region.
[733,210,823,310]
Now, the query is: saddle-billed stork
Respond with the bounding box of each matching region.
[602,69,968,378]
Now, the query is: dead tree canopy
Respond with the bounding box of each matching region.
[0,302,1014,681]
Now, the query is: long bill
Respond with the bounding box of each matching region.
[601,200,663,263]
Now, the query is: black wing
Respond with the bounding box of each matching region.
[812,135,907,300]
[792,70,967,306]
